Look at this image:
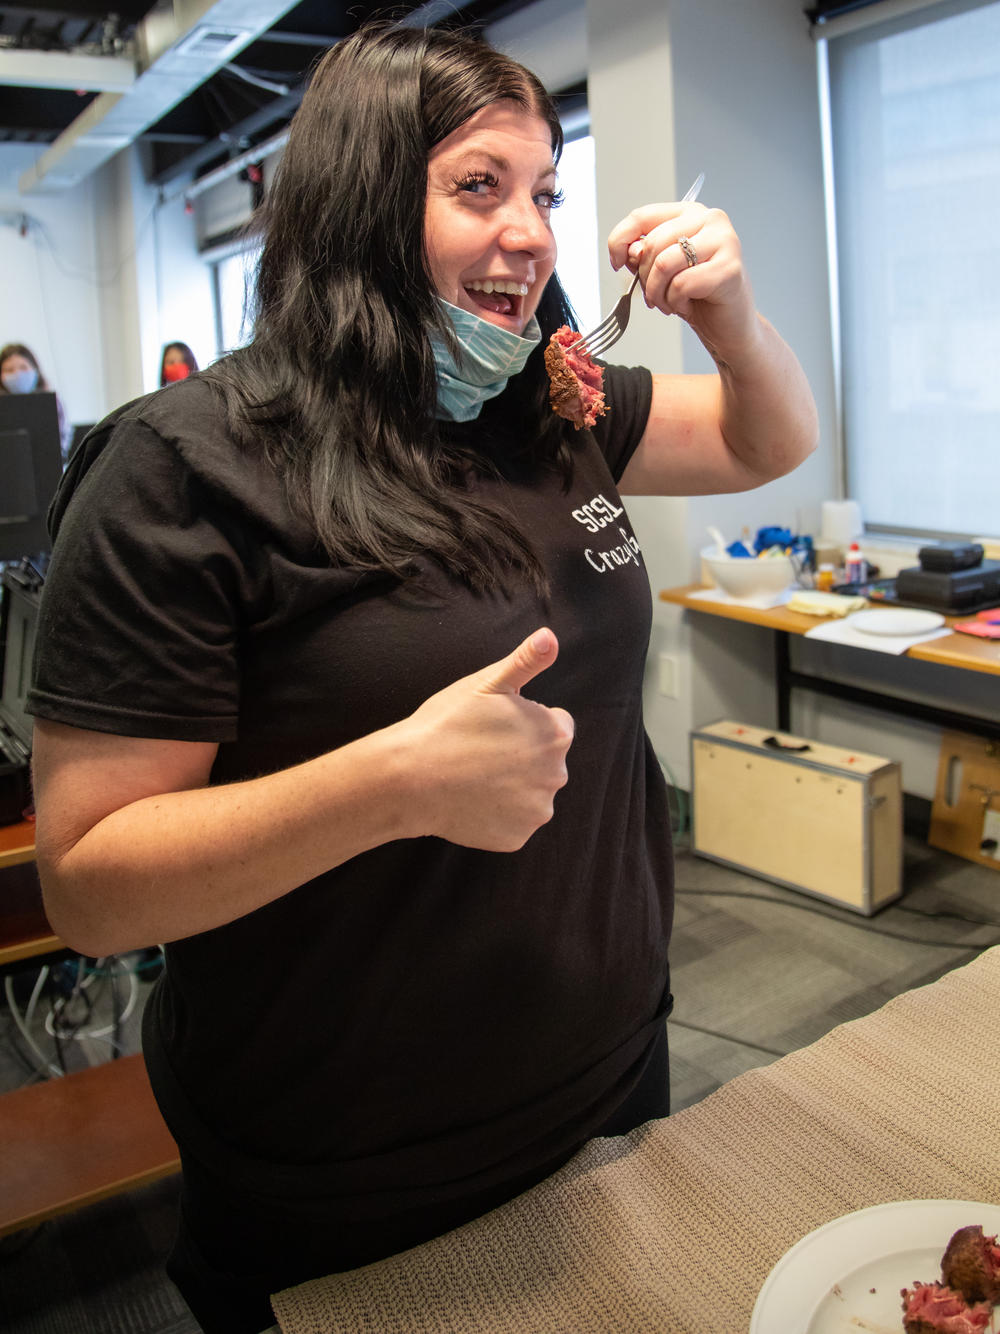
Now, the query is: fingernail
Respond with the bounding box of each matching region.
[530,628,553,653]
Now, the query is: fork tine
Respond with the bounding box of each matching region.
[566,310,619,356]
[581,303,632,358]
[567,276,638,357]
[579,326,621,361]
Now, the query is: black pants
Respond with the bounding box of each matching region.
[168,1024,670,1334]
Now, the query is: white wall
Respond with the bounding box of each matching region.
[2,141,217,431]
[91,147,154,415]
[91,145,216,404]
[0,144,106,429]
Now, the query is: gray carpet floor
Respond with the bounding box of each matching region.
[1,830,998,1333]
[668,831,1000,1109]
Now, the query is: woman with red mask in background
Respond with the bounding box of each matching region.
[159,342,199,386]
[0,341,71,459]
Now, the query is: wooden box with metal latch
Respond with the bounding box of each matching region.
[928,730,1000,871]
[690,720,903,915]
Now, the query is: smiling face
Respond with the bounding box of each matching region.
[424,101,559,336]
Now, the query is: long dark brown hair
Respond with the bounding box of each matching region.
[203,22,577,592]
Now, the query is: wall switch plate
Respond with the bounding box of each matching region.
[658,652,678,698]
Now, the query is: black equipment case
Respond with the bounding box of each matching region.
[0,564,42,825]
[895,557,1000,613]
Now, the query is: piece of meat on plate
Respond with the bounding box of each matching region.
[900,1280,991,1333]
[544,325,607,430]
[941,1225,1000,1303]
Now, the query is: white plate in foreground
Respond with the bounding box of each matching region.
[750,1199,1000,1334]
[847,608,945,636]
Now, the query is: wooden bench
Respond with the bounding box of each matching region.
[0,1051,180,1236]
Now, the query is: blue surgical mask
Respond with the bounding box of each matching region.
[2,368,38,394]
[429,299,541,422]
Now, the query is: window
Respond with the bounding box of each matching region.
[213,246,260,357]
[823,0,1000,537]
[551,133,602,333]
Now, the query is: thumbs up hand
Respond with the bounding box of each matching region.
[399,628,574,852]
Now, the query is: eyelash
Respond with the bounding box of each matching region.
[454,169,500,193]
[452,171,565,210]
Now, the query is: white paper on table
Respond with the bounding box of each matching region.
[803,618,953,655]
[686,586,796,611]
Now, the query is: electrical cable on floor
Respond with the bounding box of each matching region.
[2,954,146,1083]
[23,964,48,1037]
[3,973,63,1079]
[668,1017,787,1059]
[47,958,92,1051]
[893,902,1000,928]
[674,887,1000,950]
[44,959,138,1049]
[84,948,164,976]
[46,969,67,1073]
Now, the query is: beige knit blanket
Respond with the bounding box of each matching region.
[272,947,1000,1334]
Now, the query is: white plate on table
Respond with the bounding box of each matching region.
[750,1199,1000,1333]
[847,608,945,636]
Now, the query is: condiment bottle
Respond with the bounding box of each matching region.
[844,542,865,584]
[816,563,835,592]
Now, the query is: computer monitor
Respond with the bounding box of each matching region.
[0,391,64,563]
[0,564,40,757]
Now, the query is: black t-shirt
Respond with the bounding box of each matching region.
[28,367,673,1216]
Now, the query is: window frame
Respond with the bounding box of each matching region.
[818,0,1000,542]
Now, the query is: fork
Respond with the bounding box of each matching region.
[567,171,705,360]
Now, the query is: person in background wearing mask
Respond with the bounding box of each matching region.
[160,342,199,386]
[0,342,71,460]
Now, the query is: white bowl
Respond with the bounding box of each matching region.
[701,547,797,598]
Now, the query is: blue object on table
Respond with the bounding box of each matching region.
[726,541,753,558]
[753,527,814,572]
[755,526,795,554]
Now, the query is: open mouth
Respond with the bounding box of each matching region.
[464,279,529,322]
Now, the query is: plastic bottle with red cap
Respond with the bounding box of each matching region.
[844,542,865,584]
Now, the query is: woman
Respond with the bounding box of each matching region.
[28,22,817,1334]
[0,342,71,458]
[159,341,199,385]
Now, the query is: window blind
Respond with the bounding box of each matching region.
[824,0,1000,535]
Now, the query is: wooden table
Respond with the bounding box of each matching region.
[271,947,1000,1334]
[0,819,64,967]
[0,1052,180,1237]
[660,583,1000,741]
[0,817,37,870]
[0,818,180,1235]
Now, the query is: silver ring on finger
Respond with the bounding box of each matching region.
[678,235,699,268]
